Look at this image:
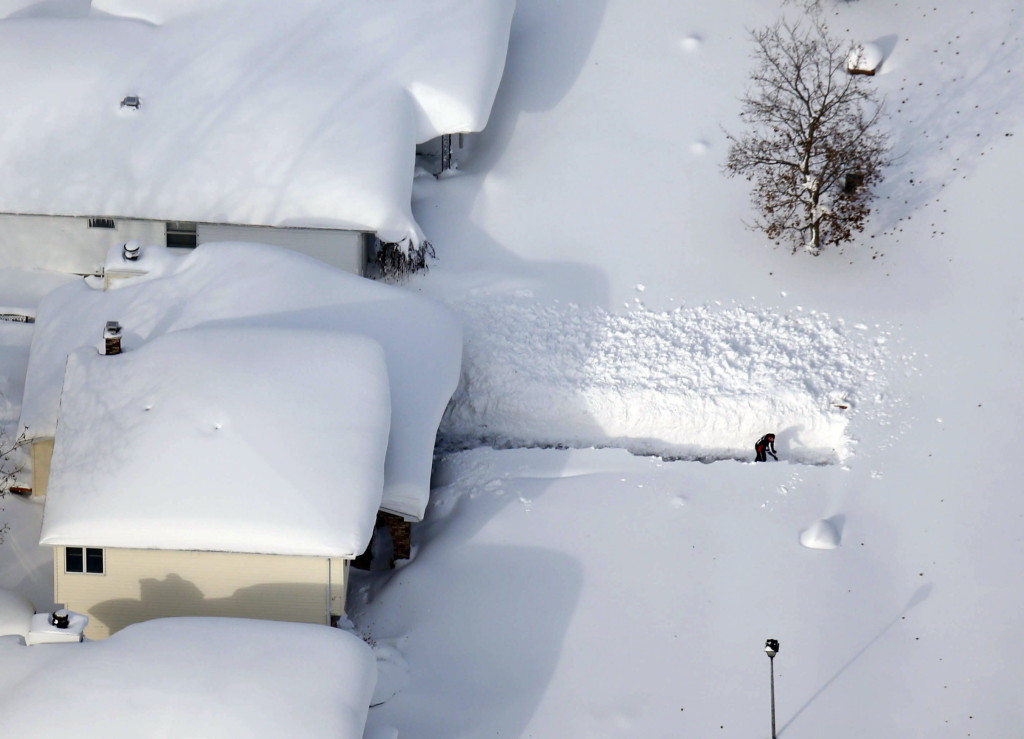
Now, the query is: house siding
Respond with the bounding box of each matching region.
[54,546,348,639]
[0,213,368,275]
[0,214,165,274]
[196,223,367,275]
[30,439,53,499]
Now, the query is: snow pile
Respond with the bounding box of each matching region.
[22,243,461,521]
[441,297,891,463]
[41,327,390,557]
[0,617,377,738]
[0,0,514,244]
[799,516,843,550]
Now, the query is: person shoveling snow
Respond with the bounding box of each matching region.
[755,433,777,462]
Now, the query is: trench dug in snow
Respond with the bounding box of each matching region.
[439,298,894,465]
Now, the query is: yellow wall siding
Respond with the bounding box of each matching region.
[30,439,53,499]
[54,547,347,639]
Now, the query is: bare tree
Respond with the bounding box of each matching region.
[724,18,890,254]
[0,429,27,545]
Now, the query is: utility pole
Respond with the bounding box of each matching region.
[765,639,779,739]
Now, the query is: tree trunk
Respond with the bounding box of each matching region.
[809,187,822,252]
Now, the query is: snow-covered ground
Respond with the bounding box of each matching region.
[2,0,1024,736]
[353,0,1024,736]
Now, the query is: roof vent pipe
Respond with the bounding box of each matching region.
[104,321,122,356]
[122,240,141,261]
[50,609,70,629]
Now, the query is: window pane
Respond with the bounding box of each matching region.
[166,222,197,248]
[85,548,104,574]
[65,547,84,573]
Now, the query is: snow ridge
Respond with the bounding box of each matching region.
[441,298,892,464]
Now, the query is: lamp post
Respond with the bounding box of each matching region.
[765,639,779,739]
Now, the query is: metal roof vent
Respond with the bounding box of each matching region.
[122,239,141,261]
[120,95,141,110]
[50,609,70,629]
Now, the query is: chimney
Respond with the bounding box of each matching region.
[104,321,122,355]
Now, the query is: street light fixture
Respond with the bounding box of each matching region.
[765,639,779,739]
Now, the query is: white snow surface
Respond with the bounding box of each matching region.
[0,617,377,738]
[0,0,514,245]
[2,1,1024,736]
[40,327,389,557]
[349,0,1024,736]
[442,295,890,463]
[0,588,33,638]
[21,242,461,521]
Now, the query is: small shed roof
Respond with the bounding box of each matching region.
[40,326,390,557]
[0,0,515,244]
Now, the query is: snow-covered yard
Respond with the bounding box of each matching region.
[1,0,1024,737]
[353,0,1024,736]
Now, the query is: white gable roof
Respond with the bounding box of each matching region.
[40,327,390,556]
[22,242,462,521]
[0,0,515,244]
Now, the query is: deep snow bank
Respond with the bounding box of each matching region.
[440,296,895,463]
[0,617,376,738]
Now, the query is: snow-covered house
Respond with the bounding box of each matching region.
[0,0,515,275]
[19,243,461,636]
[21,243,461,518]
[39,326,390,639]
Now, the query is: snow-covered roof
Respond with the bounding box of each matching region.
[40,326,390,557]
[0,0,515,244]
[0,617,376,738]
[22,242,461,521]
